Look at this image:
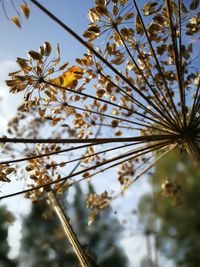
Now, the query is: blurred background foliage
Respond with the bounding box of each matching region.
[18,183,128,267]
[138,150,200,267]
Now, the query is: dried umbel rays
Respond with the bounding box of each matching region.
[1,0,200,220]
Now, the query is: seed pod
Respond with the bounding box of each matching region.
[20,4,30,19]
[43,42,52,56]
[11,16,21,28]
[28,50,43,61]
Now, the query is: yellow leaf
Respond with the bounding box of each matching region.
[52,66,83,88]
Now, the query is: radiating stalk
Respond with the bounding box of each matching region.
[185,138,200,167]
[46,80,173,129]
[115,27,178,129]
[0,134,182,144]
[165,0,186,127]
[48,190,91,267]
[132,0,182,127]
[30,0,180,126]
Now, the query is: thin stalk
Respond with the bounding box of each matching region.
[92,122,142,130]
[99,72,178,131]
[165,0,186,127]
[185,138,200,166]
[30,0,179,125]
[0,143,101,165]
[132,0,182,127]
[98,66,169,124]
[0,134,181,145]
[178,0,186,125]
[48,191,91,267]
[76,140,173,183]
[50,142,139,168]
[113,144,177,198]
[63,102,174,134]
[135,45,179,127]
[0,140,175,200]
[188,85,200,127]
[115,27,177,129]
[46,80,173,129]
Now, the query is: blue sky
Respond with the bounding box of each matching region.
[0,0,93,61]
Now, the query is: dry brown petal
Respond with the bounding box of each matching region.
[111,120,118,127]
[121,27,134,37]
[148,23,162,34]
[88,8,100,22]
[83,30,98,41]
[20,4,31,19]
[135,15,144,35]
[11,16,21,28]
[88,24,100,34]
[113,5,119,16]
[95,0,106,6]
[142,1,159,16]
[88,209,99,225]
[82,172,90,178]
[190,0,199,10]
[28,50,43,61]
[43,42,52,56]
[124,12,134,20]
[120,0,128,6]
[96,89,105,97]
[153,14,164,27]
[157,44,167,55]
[16,58,31,72]
[5,167,15,175]
[59,62,69,71]
[115,130,122,136]
[96,5,110,18]
[110,56,124,65]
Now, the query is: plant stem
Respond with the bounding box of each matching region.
[185,138,200,167]
[0,134,181,144]
[48,190,91,267]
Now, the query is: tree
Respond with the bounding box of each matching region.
[0,206,18,267]
[19,184,128,267]
[138,150,200,267]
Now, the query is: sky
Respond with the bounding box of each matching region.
[0,1,174,266]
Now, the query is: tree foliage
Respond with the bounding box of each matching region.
[0,206,18,267]
[138,150,200,266]
[19,184,128,267]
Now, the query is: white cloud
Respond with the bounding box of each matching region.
[120,235,146,266]
[0,60,23,134]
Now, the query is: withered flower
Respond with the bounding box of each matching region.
[6,42,69,100]
[1,0,200,223]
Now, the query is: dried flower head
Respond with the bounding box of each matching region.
[0,0,200,222]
